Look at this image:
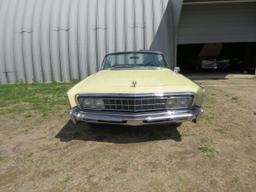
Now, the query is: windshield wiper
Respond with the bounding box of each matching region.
[111,64,137,69]
[110,64,164,70]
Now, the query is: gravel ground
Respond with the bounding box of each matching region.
[0,78,256,192]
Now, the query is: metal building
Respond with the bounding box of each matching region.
[0,0,182,83]
[0,0,256,83]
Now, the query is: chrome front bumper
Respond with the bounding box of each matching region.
[69,107,204,126]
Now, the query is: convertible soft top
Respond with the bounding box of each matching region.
[105,50,164,56]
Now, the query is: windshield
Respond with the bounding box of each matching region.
[101,53,168,70]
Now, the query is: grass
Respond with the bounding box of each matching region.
[198,143,217,157]
[204,113,214,124]
[214,127,226,134]
[231,176,240,184]
[0,151,8,162]
[0,82,76,118]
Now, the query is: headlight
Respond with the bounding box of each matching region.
[94,99,105,109]
[79,98,94,108]
[78,98,105,109]
[166,96,193,109]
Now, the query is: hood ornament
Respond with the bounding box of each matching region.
[131,81,137,88]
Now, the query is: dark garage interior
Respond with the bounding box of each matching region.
[177,43,256,74]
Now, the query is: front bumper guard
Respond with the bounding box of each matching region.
[68,107,204,126]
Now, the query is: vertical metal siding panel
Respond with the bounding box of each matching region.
[106,0,115,53]
[97,0,107,68]
[59,0,71,82]
[32,0,43,82]
[142,0,146,50]
[144,0,154,49]
[153,0,163,34]
[126,0,135,51]
[41,0,52,82]
[0,0,3,73]
[23,0,36,83]
[160,0,165,14]
[151,0,156,39]
[116,0,125,52]
[163,0,169,9]
[123,0,128,51]
[4,0,18,83]
[50,0,62,82]
[103,0,109,54]
[78,0,89,79]
[14,0,27,83]
[69,0,80,80]
[0,0,10,83]
[135,0,144,50]
[87,0,98,74]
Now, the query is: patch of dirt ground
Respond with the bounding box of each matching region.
[0,79,256,192]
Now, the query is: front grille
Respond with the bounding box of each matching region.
[103,97,167,112]
[77,94,194,113]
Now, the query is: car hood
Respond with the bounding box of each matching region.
[69,69,199,94]
[67,68,203,108]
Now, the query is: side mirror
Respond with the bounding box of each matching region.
[174,67,180,73]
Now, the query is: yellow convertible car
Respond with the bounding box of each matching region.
[67,51,205,126]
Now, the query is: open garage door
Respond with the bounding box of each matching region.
[178,2,256,44]
[177,43,256,74]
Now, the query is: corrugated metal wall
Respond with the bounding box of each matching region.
[0,0,171,83]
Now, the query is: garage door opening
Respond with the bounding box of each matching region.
[177,43,256,75]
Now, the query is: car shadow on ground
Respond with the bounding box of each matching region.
[55,121,182,144]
